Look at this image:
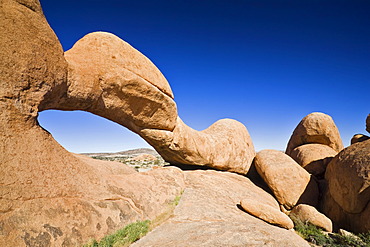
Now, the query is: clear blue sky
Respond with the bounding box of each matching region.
[38,0,370,153]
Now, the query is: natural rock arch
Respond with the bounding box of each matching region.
[39,31,256,174]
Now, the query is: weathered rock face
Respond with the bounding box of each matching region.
[132,170,309,247]
[321,186,370,233]
[0,0,67,124]
[58,32,177,132]
[290,204,332,232]
[254,150,319,209]
[321,139,370,233]
[289,144,337,176]
[351,134,370,145]
[286,112,344,156]
[0,154,186,246]
[325,139,370,214]
[142,117,256,174]
[366,114,370,134]
[60,32,255,174]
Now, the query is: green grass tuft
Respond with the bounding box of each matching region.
[83,192,183,247]
[83,220,150,247]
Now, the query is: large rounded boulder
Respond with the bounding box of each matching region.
[322,139,370,233]
[253,150,319,209]
[325,139,370,214]
[286,112,343,156]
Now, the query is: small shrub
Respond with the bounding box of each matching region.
[291,216,370,247]
[358,231,370,245]
[172,194,182,206]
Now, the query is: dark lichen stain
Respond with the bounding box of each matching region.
[23,231,51,247]
[94,201,108,208]
[0,221,4,235]
[106,217,116,230]
[72,226,82,240]
[119,212,128,222]
[96,223,101,230]
[43,224,63,240]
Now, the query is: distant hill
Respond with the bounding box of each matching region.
[82,148,159,157]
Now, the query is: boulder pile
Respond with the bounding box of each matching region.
[0,0,368,246]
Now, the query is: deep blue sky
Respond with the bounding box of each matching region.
[38,0,370,153]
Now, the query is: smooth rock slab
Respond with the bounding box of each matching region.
[133,170,309,247]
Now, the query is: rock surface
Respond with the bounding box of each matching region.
[325,139,370,214]
[290,204,332,232]
[321,186,370,233]
[366,114,370,134]
[142,117,256,174]
[0,0,67,114]
[321,139,370,233]
[0,150,185,247]
[240,198,294,229]
[254,150,318,209]
[286,112,343,155]
[289,144,337,176]
[132,170,309,247]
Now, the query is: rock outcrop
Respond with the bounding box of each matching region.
[322,139,370,233]
[59,31,255,174]
[290,204,332,232]
[351,134,370,145]
[289,144,337,176]
[132,170,309,247]
[366,114,370,134]
[286,112,343,156]
[253,150,319,209]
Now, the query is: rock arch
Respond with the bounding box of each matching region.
[0,1,255,245]
[40,31,256,174]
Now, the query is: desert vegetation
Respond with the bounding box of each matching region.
[83,192,183,247]
[292,216,370,247]
[83,220,150,247]
[88,148,169,172]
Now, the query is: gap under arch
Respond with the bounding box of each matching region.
[38,110,152,154]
